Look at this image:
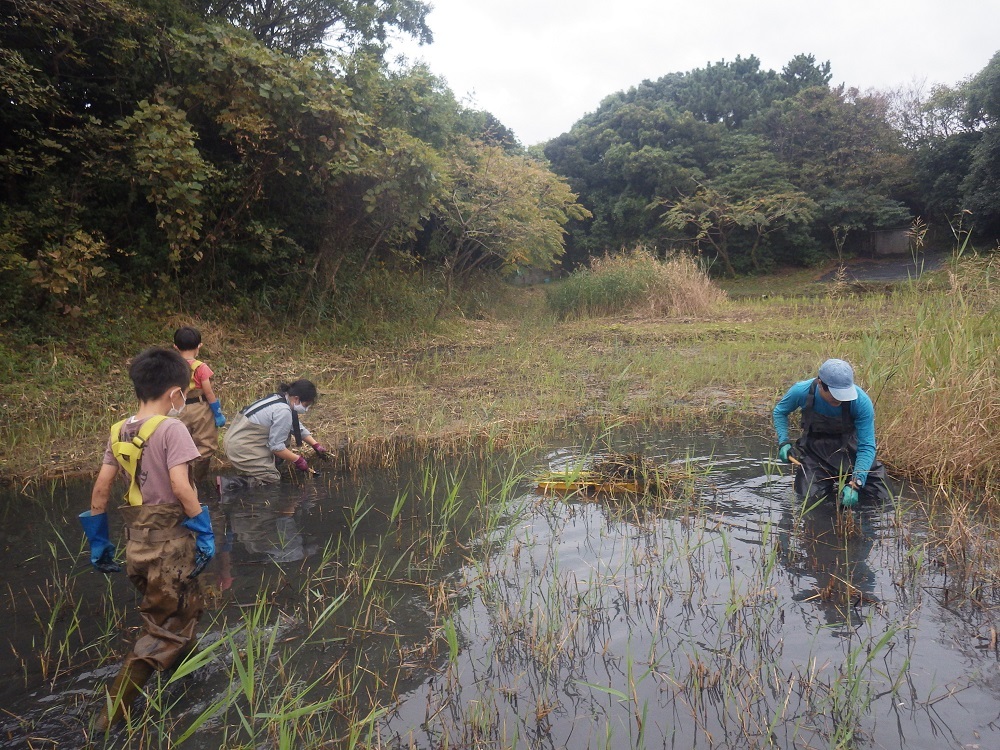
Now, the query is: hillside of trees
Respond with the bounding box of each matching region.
[3,1,999,337]
[544,53,1000,274]
[0,0,587,333]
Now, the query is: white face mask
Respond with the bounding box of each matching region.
[167,389,186,417]
[292,402,309,414]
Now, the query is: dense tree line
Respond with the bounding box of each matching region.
[544,52,1000,273]
[0,0,585,329]
[4,2,999,333]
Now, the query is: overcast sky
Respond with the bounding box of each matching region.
[389,0,1000,146]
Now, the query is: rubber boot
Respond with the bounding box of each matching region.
[93,658,156,732]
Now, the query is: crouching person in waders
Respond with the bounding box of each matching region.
[82,347,215,732]
[773,358,890,507]
[220,379,332,492]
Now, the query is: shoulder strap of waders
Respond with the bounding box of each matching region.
[840,399,853,450]
[801,379,817,434]
[290,406,302,447]
[188,359,203,390]
[242,393,285,418]
[110,415,168,507]
[242,393,301,445]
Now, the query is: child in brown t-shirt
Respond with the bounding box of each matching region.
[81,347,215,731]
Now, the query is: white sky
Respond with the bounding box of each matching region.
[388,0,1000,146]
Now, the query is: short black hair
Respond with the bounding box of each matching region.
[278,379,318,404]
[173,326,202,350]
[129,347,191,402]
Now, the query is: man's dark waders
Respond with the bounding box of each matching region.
[794,380,890,504]
[97,425,205,731]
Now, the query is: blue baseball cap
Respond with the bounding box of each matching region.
[817,359,858,401]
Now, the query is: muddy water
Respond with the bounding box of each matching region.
[1,429,998,749]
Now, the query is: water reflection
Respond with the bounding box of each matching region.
[220,483,318,564]
[778,501,880,630]
[0,429,997,750]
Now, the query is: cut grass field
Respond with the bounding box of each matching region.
[2,253,995,510]
[0,296,876,480]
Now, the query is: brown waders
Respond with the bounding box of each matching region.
[95,504,204,731]
[222,412,282,485]
[179,391,217,483]
[793,380,890,504]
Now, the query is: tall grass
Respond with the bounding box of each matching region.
[545,247,726,320]
[865,253,999,496]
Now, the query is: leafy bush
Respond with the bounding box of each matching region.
[545,248,725,319]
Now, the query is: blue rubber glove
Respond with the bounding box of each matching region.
[778,443,793,462]
[840,484,859,507]
[182,506,215,578]
[209,400,226,428]
[79,511,122,573]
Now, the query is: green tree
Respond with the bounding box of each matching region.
[752,85,911,241]
[194,0,432,56]
[433,140,590,308]
[960,50,1000,238]
[781,53,832,95]
[658,186,814,276]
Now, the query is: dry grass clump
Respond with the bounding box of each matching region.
[538,451,693,499]
[873,255,999,496]
[545,246,725,320]
[643,249,728,317]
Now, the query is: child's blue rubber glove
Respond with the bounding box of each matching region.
[79,511,122,573]
[209,400,226,428]
[840,484,859,507]
[182,506,215,578]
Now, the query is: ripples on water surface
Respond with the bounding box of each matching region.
[1,428,998,749]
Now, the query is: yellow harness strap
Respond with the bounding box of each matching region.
[187,359,204,391]
[110,415,168,506]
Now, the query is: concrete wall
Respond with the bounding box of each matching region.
[862,229,911,256]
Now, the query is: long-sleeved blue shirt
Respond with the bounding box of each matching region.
[772,378,877,486]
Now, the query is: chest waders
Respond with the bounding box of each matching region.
[222,394,289,484]
[793,380,889,503]
[96,419,204,731]
[177,359,217,480]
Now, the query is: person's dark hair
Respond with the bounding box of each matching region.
[130,347,191,402]
[278,379,318,404]
[173,326,202,351]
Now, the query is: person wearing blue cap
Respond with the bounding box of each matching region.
[773,358,889,506]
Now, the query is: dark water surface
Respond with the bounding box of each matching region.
[1,427,997,749]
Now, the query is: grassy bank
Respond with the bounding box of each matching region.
[1,255,996,507]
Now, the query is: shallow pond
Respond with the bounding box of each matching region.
[1,427,998,749]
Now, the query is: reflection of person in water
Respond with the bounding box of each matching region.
[778,502,879,628]
[218,485,319,579]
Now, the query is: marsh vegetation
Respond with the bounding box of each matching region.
[3,425,998,749]
[1,247,997,749]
